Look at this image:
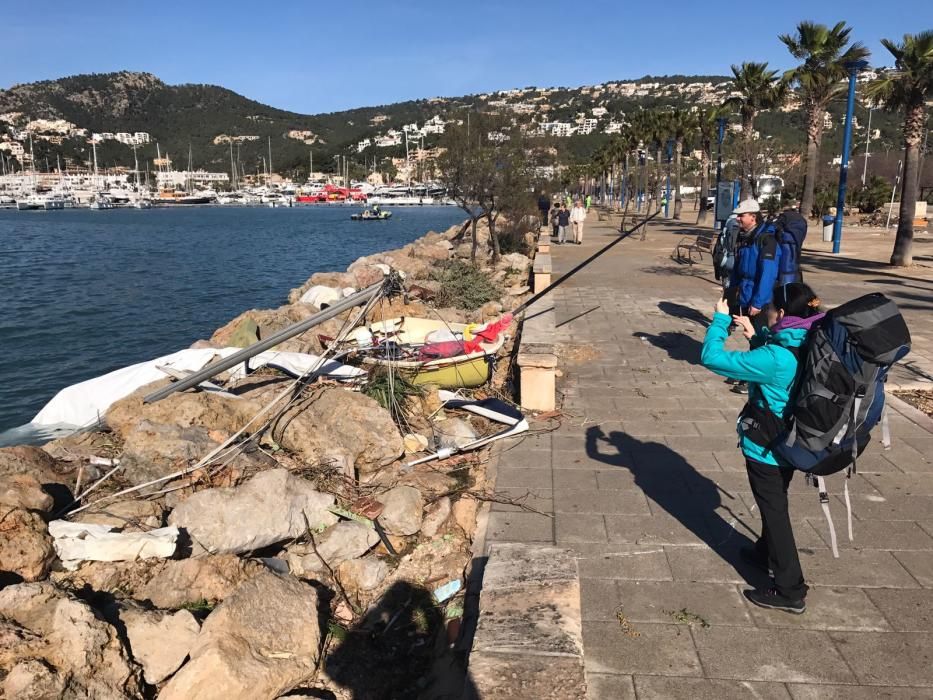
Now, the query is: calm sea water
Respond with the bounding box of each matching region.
[0,205,465,440]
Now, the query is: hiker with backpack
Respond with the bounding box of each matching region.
[703,283,912,614]
[701,283,824,614]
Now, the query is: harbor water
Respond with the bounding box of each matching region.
[0,205,466,442]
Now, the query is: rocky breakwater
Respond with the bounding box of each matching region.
[0,219,536,698]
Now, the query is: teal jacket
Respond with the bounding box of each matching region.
[701,312,807,466]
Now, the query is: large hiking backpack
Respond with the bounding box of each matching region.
[740,293,911,556]
[773,210,808,285]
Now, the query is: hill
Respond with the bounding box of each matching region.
[0,71,903,181]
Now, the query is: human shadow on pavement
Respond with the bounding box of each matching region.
[633,331,703,365]
[585,426,769,588]
[657,301,710,327]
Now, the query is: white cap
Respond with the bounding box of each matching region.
[733,199,761,215]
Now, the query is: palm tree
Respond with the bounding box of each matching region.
[866,32,933,266]
[780,21,870,218]
[695,106,724,226]
[724,62,788,199]
[668,108,698,219]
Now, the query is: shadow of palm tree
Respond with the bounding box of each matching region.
[585,426,767,587]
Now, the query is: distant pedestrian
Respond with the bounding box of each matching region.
[585,194,592,211]
[551,201,561,239]
[700,282,823,615]
[570,200,587,245]
[556,203,570,244]
[565,193,572,208]
[537,191,551,228]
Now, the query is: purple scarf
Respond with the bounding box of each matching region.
[772,312,825,332]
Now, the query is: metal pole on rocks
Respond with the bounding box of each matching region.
[143,280,386,404]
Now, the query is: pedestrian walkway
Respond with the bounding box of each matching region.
[487,213,933,698]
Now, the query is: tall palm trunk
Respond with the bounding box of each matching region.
[697,143,710,226]
[800,104,824,219]
[740,113,757,200]
[891,103,924,266]
[673,138,684,219]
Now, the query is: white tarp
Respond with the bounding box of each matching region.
[298,285,356,309]
[48,520,179,570]
[32,347,366,429]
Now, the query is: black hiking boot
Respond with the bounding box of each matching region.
[731,381,749,395]
[744,587,806,615]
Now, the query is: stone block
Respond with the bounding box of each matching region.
[799,549,919,588]
[586,673,636,700]
[693,627,855,683]
[865,588,933,631]
[581,621,702,677]
[747,586,890,632]
[633,676,792,700]
[485,511,553,544]
[892,550,933,586]
[556,514,609,544]
[554,490,650,516]
[616,580,753,626]
[788,684,933,699]
[576,545,672,582]
[518,353,558,412]
[829,631,933,685]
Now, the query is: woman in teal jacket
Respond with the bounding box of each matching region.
[701,282,823,614]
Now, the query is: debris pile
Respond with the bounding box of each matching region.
[0,220,540,698]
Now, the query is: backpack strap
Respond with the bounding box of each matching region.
[881,403,892,449]
[815,475,840,558]
[844,470,854,543]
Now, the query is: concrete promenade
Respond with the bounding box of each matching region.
[487,212,933,698]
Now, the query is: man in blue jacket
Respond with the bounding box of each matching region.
[727,199,782,318]
[726,198,783,395]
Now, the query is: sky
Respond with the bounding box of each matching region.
[0,0,927,115]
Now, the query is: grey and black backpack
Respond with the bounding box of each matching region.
[741,293,911,556]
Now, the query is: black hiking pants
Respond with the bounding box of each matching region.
[746,459,809,600]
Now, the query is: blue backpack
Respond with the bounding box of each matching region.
[773,210,807,285]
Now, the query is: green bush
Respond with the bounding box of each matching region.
[430,260,502,310]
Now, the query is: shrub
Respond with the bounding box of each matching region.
[430,260,502,310]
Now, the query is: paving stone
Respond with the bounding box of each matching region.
[616,580,752,625]
[829,631,933,685]
[554,490,650,515]
[806,517,933,551]
[585,673,636,700]
[580,578,621,622]
[556,514,609,544]
[799,549,919,588]
[746,586,890,631]
[693,627,855,683]
[892,551,933,586]
[633,676,792,700]
[494,467,553,490]
[575,545,672,581]
[865,588,933,631]
[664,545,766,586]
[485,511,553,544]
[581,621,702,677]
[787,684,933,699]
[847,494,933,521]
[554,469,599,490]
[488,488,554,514]
[604,512,712,546]
[862,473,933,497]
[498,448,552,470]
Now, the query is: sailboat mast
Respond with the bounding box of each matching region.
[268,135,273,182]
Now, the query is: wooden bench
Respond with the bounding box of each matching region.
[673,230,716,264]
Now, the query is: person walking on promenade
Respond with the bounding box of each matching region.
[537,191,551,229]
[725,198,783,394]
[585,193,592,211]
[701,282,824,615]
[570,199,587,245]
[556,203,571,244]
[551,201,561,239]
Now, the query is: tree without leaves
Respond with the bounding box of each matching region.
[723,62,789,199]
[780,21,870,219]
[866,31,933,267]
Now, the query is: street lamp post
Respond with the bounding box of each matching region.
[832,60,869,254]
[665,139,673,218]
[715,117,727,227]
[861,105,875,186]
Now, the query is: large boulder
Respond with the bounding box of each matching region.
[209,304,314,347]
[0,446,72,506]
[55,555,266,609]
[119,606,200,685]
[0,473,53,512]
[0,508,55,582]
[0,582,143,699]
[169,469,337,556]
[2,657,67,699]
[158,571,321,700]
[336,557,389,598]
[377,486,423,536]
[267,387,403,475]
[286,521,379,577]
